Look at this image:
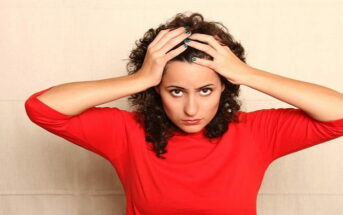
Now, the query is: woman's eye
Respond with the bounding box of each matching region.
[200,88,213,96]
[170,89,183,97]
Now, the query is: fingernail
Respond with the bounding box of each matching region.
[184,39,190,44]
[183,26,190,30]
[191,57,197,61]
[183,44,188,48]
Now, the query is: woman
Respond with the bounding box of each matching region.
[25,12,343,215]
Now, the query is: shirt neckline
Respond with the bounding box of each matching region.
[172,128,205,137]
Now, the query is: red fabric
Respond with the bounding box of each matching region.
[25,87,343,215]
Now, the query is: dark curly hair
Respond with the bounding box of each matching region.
[126,12,246,159]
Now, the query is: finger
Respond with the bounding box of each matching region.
[191,57,215,69]
[164,43,188,61]
[186,40,217,57]
[149,29,172,47]
[153,26,188,51]
[159,30,191,54]
[188,33,223,52]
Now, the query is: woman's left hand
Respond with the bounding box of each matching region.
[186,33,251,85]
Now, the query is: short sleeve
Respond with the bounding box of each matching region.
[247,108,343,162]
[24,87,131,162]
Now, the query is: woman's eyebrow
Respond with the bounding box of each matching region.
[166,84,215,90]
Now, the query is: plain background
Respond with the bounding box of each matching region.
[1,0,343,214]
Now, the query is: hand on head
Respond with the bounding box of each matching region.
[136,26,192,87]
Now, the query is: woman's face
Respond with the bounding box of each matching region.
[155,61,225,133]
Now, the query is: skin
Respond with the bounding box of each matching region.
[154,60,225,134]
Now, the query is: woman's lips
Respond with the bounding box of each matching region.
[182,119,201,125]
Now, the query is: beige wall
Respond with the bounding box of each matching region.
[1,0,343,214]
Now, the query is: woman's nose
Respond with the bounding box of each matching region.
[184,96,198,116]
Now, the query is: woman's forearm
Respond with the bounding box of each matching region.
[240,66,343,121]
[36,72,152,116]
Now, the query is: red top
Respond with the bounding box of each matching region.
[25,87,343,215]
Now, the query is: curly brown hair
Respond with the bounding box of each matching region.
[126,12,246,159]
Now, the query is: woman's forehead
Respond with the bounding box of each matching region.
[162,61,220,84]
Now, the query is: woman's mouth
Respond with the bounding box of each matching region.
[182,119,201,125]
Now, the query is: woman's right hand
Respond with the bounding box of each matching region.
[136,26,192,87]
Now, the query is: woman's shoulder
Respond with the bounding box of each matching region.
[85,106,140,126]
[234,107,298,123]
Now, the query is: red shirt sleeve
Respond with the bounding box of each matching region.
[246,108,343,162]
[24,87,130,162]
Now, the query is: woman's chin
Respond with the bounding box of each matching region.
[179,125,204,133]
